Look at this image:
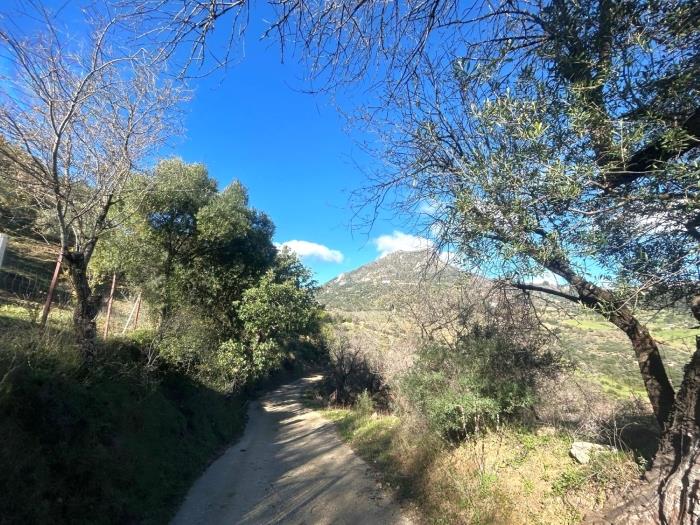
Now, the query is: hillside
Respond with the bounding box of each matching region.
[319,250,464,311]
[320,250,697,397]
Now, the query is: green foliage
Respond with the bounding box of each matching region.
[0,218,321,524]
[239,269,318,344]
[195,181,249,242]
[402,326,564,441]
[206,339,257,391]
[153,310,221,374]
[92,159,321,393]
[402,346,503,441]
[0,327,246,525]
[211,265,321,389]
[354,390,375,417]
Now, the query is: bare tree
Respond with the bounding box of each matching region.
[0,6,184,358]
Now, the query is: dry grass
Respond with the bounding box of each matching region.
[319,404,642,525]
[327,296,697,402]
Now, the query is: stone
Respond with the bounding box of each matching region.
[570,441,615,464]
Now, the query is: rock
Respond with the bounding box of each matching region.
[570,441,615,464]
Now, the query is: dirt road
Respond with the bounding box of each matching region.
[171,375,413,525]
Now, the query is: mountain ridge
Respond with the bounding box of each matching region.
[318,250,464,311]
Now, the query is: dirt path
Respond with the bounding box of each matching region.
[171,375,414,525]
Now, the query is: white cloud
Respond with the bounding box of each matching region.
[278,240,344,263]
[527,270,565,287]
[373,231,434,258]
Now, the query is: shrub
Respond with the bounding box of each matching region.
[0,332,246,525]
[154,310,220,375]
[323,332,387,406]
[401,345,502,440]
[203,338,285,392]
[355,390,375,417]
[401,324,566,441]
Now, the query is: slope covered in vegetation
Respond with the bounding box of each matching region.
[0,160,323,524]
[0,311,247,524]
[314,250,696,523]
[320,250,696,396]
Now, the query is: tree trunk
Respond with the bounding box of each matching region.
[586,336,700,524]
[585,299,700,524]
[64,251,101,360]
[544,257,676,427]
[598,299,676,429]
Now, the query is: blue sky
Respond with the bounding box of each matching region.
[1,1,439,284]
[163,8,429,283]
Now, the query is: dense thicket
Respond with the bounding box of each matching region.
[92,158,321,391]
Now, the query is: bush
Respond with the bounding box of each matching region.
[153,310,220,376]
[0,335,246,525]
[354,390,375,417]
[322,332,387,406]
[204,338,284,392]
[401,324,566,441]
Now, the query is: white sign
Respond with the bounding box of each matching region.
[0,234,7,269]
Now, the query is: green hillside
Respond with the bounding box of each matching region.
[319,250,464,311]
[320,250,697,399]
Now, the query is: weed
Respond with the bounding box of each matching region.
[318,399,640,524]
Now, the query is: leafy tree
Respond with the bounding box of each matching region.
[137,160,217,318]
[94,160,320,390]
[189,256,320,391]
[184,184,277,330]
[93,158,276,331]
[91,159,215,316]
[239,265,318,347]
[214,251,320,386]
[314,1,697,521]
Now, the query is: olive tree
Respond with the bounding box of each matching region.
[104,0,700,519]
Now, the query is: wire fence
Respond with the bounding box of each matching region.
[0,236,150,337]
[0,269,71,306]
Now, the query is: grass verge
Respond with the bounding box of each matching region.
[0,308,246,525]
[314,401,641,525]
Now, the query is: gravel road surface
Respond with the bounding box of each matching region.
[171,375,414,525]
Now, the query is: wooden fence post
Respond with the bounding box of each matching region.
[134,294,142,329]
[40,249,63,328]
[103,273,117,339]
[121,293,141,335]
